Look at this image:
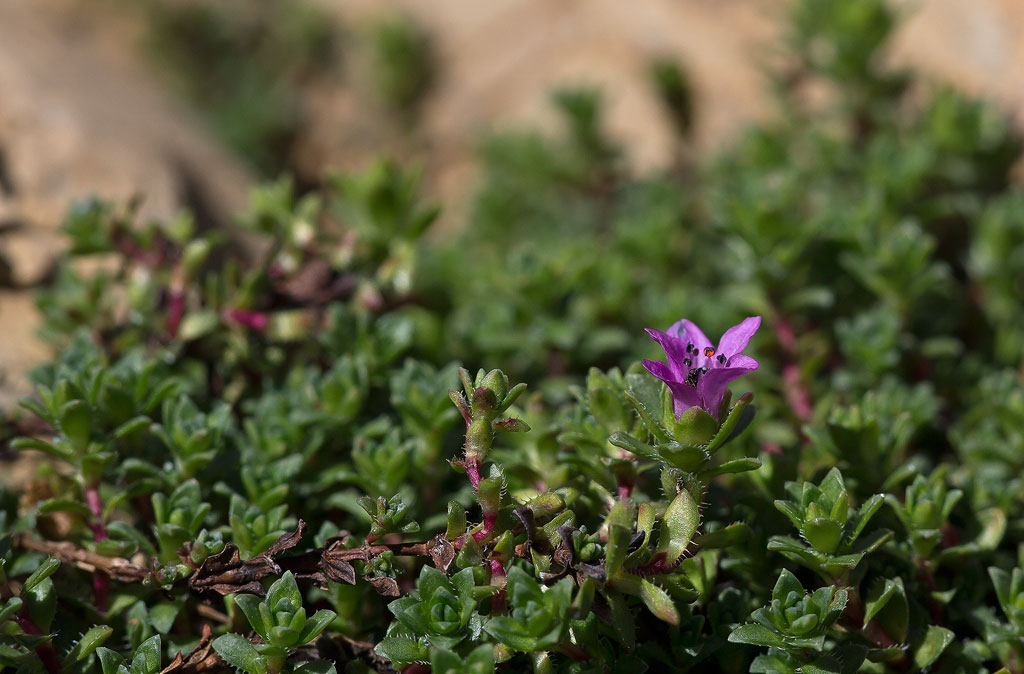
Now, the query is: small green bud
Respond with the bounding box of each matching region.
[802,518,843,554]
[912,500,938,529]
[480,370,509,401]
[288,607,306,634]
[269,625,300,648]
[672,406,718,445]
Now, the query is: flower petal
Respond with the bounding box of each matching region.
[664,380,701,420]
[669,319,713,354]
[698,364,757,420]
[724,354,758,370]
[716,316,761,357]
[645,328,688,379]
[642,359,677,383]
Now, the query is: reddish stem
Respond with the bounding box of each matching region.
[489,559,507,613]
[465,456,482,491]
[166,290,185,338]
[14,614,60,674]
[226,309,269,331]
[617,484,633,500]
[627,551,683,577]
[472,511,497,543]
[774,314,813,422]
[85,485,109,613]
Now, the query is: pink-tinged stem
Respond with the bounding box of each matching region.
[402,665,431,674]
[489,559,507,613]
[627,551,683,577]
[465,456,482,491]
[774,315,813,423]
[14,614,60,674]
[226,309,269,331]
[617,483,633,500]
[166,290,185,338]
[85,485,109,613]
[472,511,497,543]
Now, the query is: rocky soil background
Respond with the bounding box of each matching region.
[2,0,1024,409]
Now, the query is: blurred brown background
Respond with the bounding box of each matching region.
[2,0,1024,407]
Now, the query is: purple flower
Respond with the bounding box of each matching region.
[642,316,761,421]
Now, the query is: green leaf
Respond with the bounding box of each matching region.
[656,488,700,564]
[10,437,73,461]
[38,498,93,519]
[604,524,631,577]
[95,648,124,674]
[605,591,635,650]
[772,569,804,603]
[0,598,23,624]
[59,400,92,452]
[148,602,179,635]
[212,634,267,674]
[265,571,301,612]
[848,494,884,544]
[24,577,56,632]
[293,661,337,674]
[482,617,538,652]
[694,522,752,549]
[912,625,954,670]
[61,625,113,673]
[112,416,151,439]
[863,577,908,643]
[638,579,679,625]
[23,558,61,593]
[707,392,754,453]
[654,442,709,472]
[624,375,671,444]
[802,517,843,554]
[701,457,761,478]
[728,623,786,648]
[233,595,268,640]
[131,635,161,674]
[297,609,337,644]
[608,432,660,462]
[374,636,429,665]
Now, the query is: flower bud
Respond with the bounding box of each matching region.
[672,406,718,445]
[269,625,300,648]
[479,369,509,401]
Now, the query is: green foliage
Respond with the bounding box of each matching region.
[5,0,1024,672]
[140,0,335,175]
[366,14,435,119]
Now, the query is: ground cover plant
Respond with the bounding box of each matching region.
[4,0,1024,672]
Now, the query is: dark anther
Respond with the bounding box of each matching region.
[683,357,692,367]
[717,354,726,364]
[686,342,694,353]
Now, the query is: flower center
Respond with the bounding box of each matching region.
[685,366,707,388]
